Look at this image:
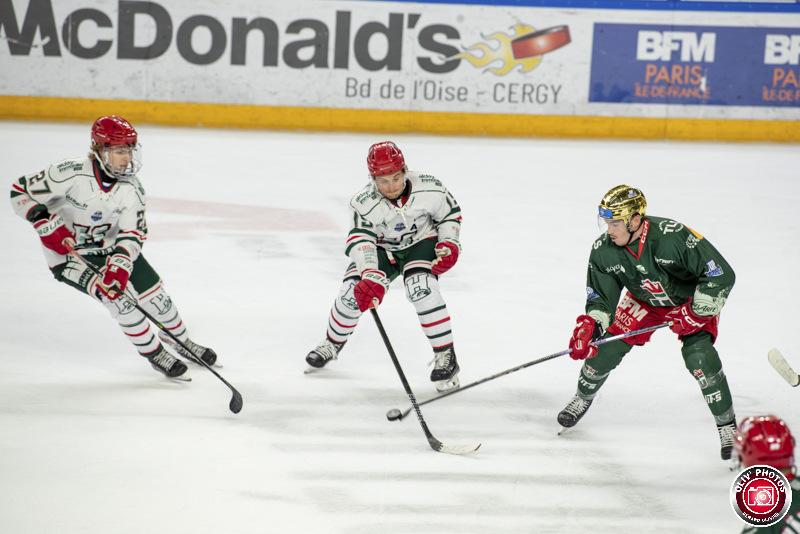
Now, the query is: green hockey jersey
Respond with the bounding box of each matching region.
[584,216,735,330]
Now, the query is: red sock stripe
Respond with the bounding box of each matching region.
[421,316,451,328]
[126,326,151,337]
[330,312,356,329]
[433,342,454,351]
[165,320,183,331]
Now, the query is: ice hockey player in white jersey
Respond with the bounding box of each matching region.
[9,115,217,379]
[306,141,463,392]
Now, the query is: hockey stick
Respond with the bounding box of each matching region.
[386,322,671,422]
[68,248,243,414]
[370,308,480,455]
[768,348,800,387]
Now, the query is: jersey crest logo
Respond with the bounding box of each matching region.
[394,222,406,232]
[91,211,103,222]
[640,279,676,306]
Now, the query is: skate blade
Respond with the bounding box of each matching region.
[167,374,192,382]
[434,375,460,393]
[557,426,572,436]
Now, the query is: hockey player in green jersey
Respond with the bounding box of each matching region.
[305,141,463,392]
[559,184,737,459]
[9,115,217,380]
[735,415,798,533]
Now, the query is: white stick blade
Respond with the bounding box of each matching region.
[436,442,482,456]
[768,348,800,387]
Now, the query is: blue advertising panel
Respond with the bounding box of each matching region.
[589,23,800,107]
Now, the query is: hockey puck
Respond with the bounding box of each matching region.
[511,25,571,60]
[386,408,403,421]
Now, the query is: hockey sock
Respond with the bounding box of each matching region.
[136,282,188,342]
[326,277,362,345]
[404,271,453,351]
[682,333,735,424]
[576,340,632,399]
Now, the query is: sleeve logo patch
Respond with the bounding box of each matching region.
[704,260,724,277]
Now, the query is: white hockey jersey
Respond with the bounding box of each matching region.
[10,157,147,267]
[344,171,462,265]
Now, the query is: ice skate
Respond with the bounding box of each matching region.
[305,339,344,373]
[557,394,593,435]
[430,345,460,393]
[717,419,736,461]
[145,347,190,381]
[159,332,218,367]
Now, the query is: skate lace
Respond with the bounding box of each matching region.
[429,349,452,370]
[151,350,176,369]
[315,341,339,361]
[718,423,736,447]
[564,396,590,417]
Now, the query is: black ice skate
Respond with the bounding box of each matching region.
[305,339,345,372]
[557,394,594,432]
[146,347,189,380]
[159,333,218,367]
[430,345,460,393]
[717,419,737,460]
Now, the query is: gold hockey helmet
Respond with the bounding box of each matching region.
[598,185,647,225]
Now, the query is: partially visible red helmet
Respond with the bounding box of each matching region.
[367,141,405,177]
[91,115,137,147]
[734,415,796,480]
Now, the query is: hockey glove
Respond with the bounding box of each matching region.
[33,214,74,256]
[665,299,712,337]
[431,240,460,276]
[97,253,133,300]
[354,269,389,312]
[569,315,602,360]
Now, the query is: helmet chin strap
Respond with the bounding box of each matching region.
[622,216,644,246]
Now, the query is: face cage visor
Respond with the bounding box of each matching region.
[97,143,142,179]
[597,206,617,232]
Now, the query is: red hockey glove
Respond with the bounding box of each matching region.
[569,315,602,360]
[97,253,133,300]
[33,214,74,255]
[665,300,712,337]
[432,240,460,276]
[354,270,389,312]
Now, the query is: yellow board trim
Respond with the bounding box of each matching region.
[1,95,798,142]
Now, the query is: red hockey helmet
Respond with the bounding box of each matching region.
[734,415,796,479]
[367,141,405,177]
[90,115,142,179]
[91,115,138,147]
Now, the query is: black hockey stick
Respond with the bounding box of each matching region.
[386,322,671,422]
[370,308,480,455]
[68,248,243,414]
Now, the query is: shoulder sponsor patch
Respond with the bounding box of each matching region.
[586,286,601,300]
[704,260,724,277]
[658,220,684,234]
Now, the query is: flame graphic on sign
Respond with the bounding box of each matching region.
[452,23,543,76]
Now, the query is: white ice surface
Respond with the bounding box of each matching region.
[1,121,798,534]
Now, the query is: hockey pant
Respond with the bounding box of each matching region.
[575,293,734,425]
[325,240,454,352]
[51,253,189,357]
